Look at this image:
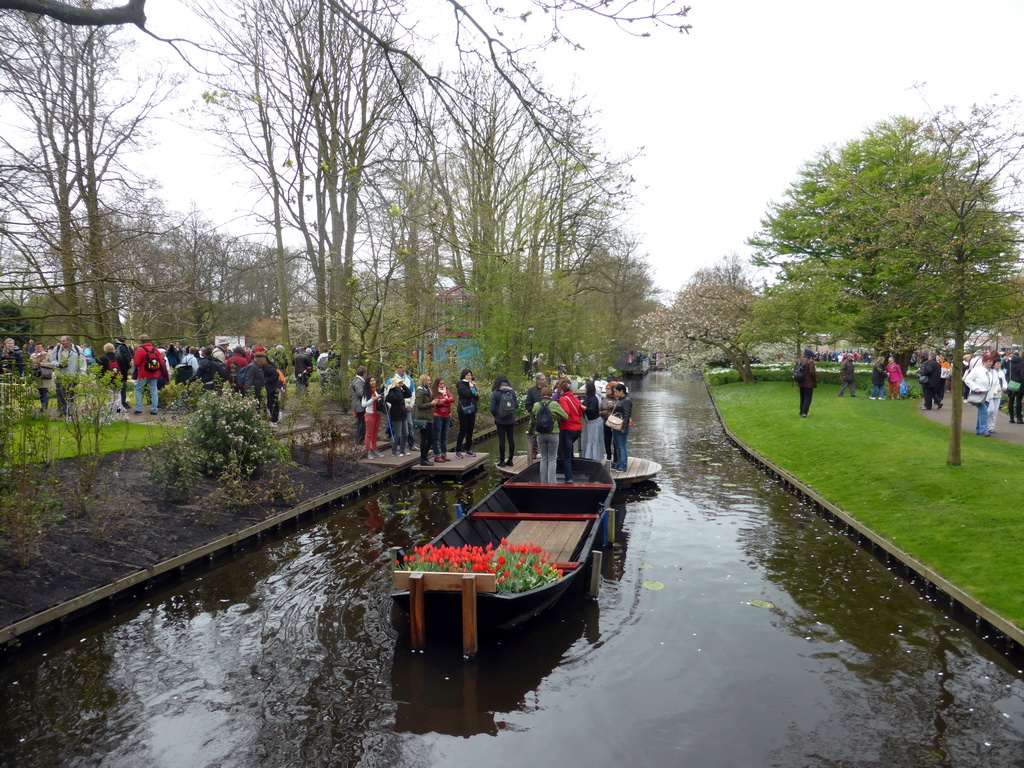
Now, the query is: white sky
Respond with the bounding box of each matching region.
[133,0,1024,296]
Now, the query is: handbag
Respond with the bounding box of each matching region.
[917,373,930,386]
[606,412,625,432]
[1009,380,1022,392]
[461,404,477,415]
[413,418,428,430]
[899,380,909,396]
[967,390,987,405]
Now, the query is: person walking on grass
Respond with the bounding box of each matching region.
[795,349,818,418]
[838,353,857,397]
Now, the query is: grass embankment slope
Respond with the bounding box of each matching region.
[711,380,1024,629]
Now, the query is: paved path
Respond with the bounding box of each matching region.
[916,398,1024,445]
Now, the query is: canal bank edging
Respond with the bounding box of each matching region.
[705,384,1024,655]
[0,415,528,653]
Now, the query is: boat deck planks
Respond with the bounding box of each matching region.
[504,519,588,564]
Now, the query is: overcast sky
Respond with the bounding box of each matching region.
[136,0,1024,298]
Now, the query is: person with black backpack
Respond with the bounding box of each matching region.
[114,338,133,409]
[197,346,225,393]
[175,346,199,385]
[489,374,518,467]
[529,386,568,483]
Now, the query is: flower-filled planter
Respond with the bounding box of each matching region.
[394,539,564,594]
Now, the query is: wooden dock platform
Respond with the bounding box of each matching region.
[496,455,660,487]
[409,452,490,480]
[360,451,421,469]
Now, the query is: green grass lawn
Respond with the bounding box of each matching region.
[19,419,170,459]
[711,380,1024,629]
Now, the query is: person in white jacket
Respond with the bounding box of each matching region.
[963,354,997,436]
[51,335,89,416]
[987,358,1008,434]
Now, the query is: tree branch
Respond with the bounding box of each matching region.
[0,0,146,28]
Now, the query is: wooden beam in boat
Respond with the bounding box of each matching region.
[393,571,497,592]
[471,512,600,522]
[499,483,610,489]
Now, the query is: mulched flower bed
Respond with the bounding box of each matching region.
[0,448,376,632]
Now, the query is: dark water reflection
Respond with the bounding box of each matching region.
[3,373,1024,767]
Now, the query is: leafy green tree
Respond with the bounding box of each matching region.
[750,117,941,354]
[751,106,1024,465]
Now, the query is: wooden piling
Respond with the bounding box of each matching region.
[409,572,426,650]
[589,551,603,598]
[461,574,479,656]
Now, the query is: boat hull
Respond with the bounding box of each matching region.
[391,459,614,631]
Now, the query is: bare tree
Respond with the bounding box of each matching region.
[0,13,176,343]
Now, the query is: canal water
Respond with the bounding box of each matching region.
[2,373,1023,767]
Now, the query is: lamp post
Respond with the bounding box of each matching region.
[528,326,535,374]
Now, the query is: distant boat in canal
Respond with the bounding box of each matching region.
[391,458,615,632]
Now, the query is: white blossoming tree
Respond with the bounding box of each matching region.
[642,254,770,382]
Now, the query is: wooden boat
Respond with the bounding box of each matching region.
[391,458,615,632]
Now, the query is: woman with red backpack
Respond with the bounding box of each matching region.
[132,334,164,416]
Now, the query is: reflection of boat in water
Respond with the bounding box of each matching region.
[390,598,600,737]
[390,459,614,631]
[496,455,661,488]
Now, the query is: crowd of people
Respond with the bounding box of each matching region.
[4,335,638,474]
[793,346,1024,437]
[350,365,634,473]
[0,335,331,425]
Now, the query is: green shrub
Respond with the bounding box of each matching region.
[186,392,284,475]
[149,429,201,503]
[0,375,61,566]
[151,392,285,501]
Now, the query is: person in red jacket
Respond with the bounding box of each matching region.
[133,334,165,415]
[226,347,249,389]
[556,378,583,483]
[430,377,456,461]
